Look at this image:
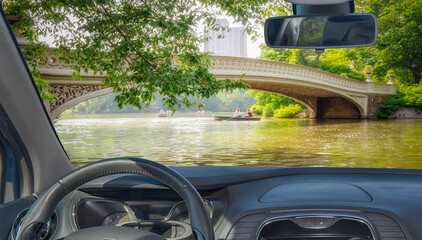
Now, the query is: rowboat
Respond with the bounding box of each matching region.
[157,113,167,117]
[212,115,261,121]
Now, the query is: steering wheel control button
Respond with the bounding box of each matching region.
[315,217,336,228]
[295,217,316,228]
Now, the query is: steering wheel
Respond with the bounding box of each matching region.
[16,157,215,240]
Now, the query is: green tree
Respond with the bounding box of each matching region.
[362,0,422,84]
[319,49,367,80]
[3,0,288,110]
[259,44,367,80]
[247,91,304,117]
[274,104,304,118]
[258,45,292,62]
[215,90,256,112]
[377,85,422,118]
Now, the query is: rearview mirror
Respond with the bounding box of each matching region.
[265,14,377,49]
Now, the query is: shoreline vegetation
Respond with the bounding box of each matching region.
[65,88,422,120]
[65,89,308,119]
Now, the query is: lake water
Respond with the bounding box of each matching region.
[55,113,422,169]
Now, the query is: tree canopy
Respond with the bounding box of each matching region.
[246,91,306,118]
[3,0,286,111]
[362,0,422,85]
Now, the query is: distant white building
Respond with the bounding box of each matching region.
[204,19,247,58]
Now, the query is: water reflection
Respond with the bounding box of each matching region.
[55,113,422,169]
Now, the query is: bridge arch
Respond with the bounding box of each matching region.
[48,83,364,120]
[247,81,365,119]
[49,86,113,119]
[49,86,319,119]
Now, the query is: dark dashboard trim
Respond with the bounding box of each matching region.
[80,167,422,191]
[173,166,422,190]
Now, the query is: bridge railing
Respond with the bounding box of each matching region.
[207,56,397,96]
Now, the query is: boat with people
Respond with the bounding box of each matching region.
[157,109,168,117]
[212,115,261,121]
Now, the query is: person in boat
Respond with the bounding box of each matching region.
[159,109,165,114]
[234,108,243,117]
[245,109,253,117]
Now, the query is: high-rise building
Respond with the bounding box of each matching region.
[204,19,247,57]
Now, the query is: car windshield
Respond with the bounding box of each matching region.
[4,0,421,169]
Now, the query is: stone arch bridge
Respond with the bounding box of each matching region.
[38,53,396,120]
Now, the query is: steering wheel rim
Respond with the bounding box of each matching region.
[16,157,215,240]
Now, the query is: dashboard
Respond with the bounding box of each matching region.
[10,167,422,240]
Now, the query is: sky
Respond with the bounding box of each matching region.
[249,34,265,59]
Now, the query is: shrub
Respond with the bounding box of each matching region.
[402,85,422,108]
[377,94,406,118]
[262,104,276,117]
[378,85,422,118]
[274,104,304,118]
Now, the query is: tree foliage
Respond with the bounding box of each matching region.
[378,85,422,118]
[363,0,422,84]
[3,0,286,111]
[274,104,304,118]
[377,94,406,118]
[259,45,368,81]
[246,91,304,117]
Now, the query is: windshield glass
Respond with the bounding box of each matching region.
[5,0,421,169]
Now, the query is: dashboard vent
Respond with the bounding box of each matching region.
[366,212,406,240]
[227,213,266,240]
[257,217,374,240]
[11,207,57,240]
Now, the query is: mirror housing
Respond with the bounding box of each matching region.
[265,14,377,50]
[286,0,355,15]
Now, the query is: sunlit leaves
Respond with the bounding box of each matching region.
[363,0,422,84]
[5,0,272,110]
[246,90,303,117]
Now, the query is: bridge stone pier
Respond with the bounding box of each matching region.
[38,53,397,120]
